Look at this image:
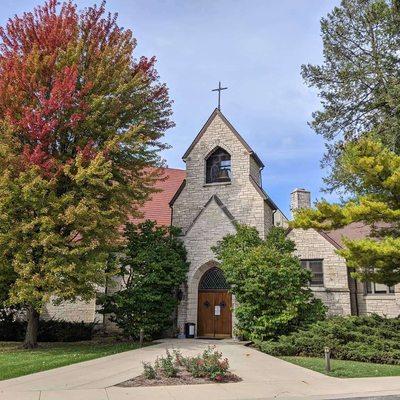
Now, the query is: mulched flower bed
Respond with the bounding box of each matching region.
[116,366,241,387]
[115,346,241,387]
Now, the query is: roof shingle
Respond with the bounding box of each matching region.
[324,222,388,248]
[130,167,186,226]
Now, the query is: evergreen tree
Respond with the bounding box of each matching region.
[302,0,400,191]
[293,137,400,286]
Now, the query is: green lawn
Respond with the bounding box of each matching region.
[0,341,147,381]
[281,356,400,378]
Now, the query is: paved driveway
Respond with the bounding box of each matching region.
[1,339,400,400]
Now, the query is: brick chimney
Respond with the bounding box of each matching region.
[290,188,311,217]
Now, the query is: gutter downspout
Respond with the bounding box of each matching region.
[354,279,360,316]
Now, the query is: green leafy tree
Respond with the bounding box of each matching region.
[101,221,189,340]
[213,225,326,341]
[293,137,400,286]
[0,1,173,348]
[302,0,400,191]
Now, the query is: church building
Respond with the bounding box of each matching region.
[43,108,400,336]
[170,108,282,338]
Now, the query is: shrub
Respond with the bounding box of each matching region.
[172,349,184,366]
[0,309,95,342]
[256,314,400,364]
[201,346,230,381]
[183,355,207,378]
[141,346,233,382]
[0,308,25,341]
[142,362,157,379]
[38,319,95,342]
[156,350,179,377]
[182,346,230,381]
[213,225,326,341]
[100,221,189,340]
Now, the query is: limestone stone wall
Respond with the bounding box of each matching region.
[249,155,261,185]
[357,294,400,317]
[288,228,400,317]
[42,298,97,323]
[355,282,400,317]
[41,276,125,327]
[273,209,289,228]
[288,228,352,316]
[177,197,237,336]
[172,113,273,239]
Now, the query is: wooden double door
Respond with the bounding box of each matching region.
[197,291,232,338]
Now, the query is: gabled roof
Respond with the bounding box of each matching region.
[324,222,389,248]
[182,108,265,168]
[286,226,342,249]
[249,174,278,211]
[169,179,186,207]
[129,167,186,226]
[287,222,387,250]
[185,194,236,235]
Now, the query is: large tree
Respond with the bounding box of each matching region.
[213,226,325,341]
[0,1,173,347]
[292,137,400,286]
[302,0,400,191]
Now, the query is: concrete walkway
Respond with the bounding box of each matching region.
[1,339,400,400]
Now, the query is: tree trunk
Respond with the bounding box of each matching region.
[24,305,39,349]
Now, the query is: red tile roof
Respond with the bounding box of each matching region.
[130,167,186,226]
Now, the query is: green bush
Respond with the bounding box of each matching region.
[142,346,232,382]
[181,346,230,381]
[0,309,95,341]
[256,314,400,364]
[100,221,189,340]
[38,319,95,342]
[213,225,326,341]
[142,362,157,379]
[155,350,179,377]
[0,309,25,341]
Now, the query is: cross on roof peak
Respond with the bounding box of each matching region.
[211,81,228,110]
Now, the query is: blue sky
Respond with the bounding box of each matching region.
[0,0,340,217]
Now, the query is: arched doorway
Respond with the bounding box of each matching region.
[197,267,232,338]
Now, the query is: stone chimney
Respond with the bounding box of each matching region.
[290,188,311,216]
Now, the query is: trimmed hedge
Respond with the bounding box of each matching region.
[0,309,95,342]
[255,314,400,365]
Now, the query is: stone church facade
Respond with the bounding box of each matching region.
[43,108,400,334]
[170,108,279,337]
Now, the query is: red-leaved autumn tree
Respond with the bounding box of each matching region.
[0,0,173,347]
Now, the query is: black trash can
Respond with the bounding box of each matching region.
[184,322,195,338]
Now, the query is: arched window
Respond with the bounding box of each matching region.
[199,267,230,291]
[205,147,231,183]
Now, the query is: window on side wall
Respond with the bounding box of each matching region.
[365,282,395,295]
[301,259,324,286]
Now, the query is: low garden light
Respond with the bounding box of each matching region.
[324,347,331,373]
